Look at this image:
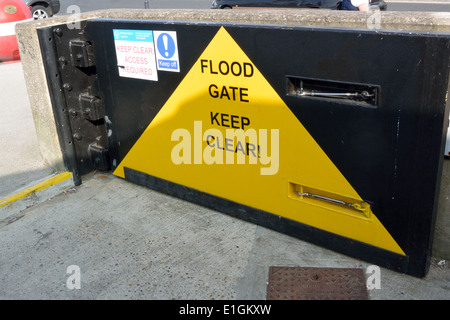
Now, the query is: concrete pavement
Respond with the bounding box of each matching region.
[1,171,449,300]
[0,62,56,198]
[0,61,449,300]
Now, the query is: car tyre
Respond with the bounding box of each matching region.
[31,5,51,20]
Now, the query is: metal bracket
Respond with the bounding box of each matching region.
[89,143,110,171]
[79,93,104,122]
[70,40,95,68]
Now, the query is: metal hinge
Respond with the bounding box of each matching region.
[88,143,110,171]
[79,93,104,122]
[70,40,95,68]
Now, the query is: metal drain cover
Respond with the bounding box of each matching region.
[266,267,369,300]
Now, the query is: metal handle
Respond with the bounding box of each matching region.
[300,90,374,100]
[298,192,354,207]
[298,191,371,217]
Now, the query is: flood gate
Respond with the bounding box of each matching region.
[38,19,450,277]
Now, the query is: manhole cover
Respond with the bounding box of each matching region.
[266,267,368,300]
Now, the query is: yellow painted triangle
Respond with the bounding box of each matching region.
[114,27,405,255]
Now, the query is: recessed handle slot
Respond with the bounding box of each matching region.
[288,182,372,220]
[287,76,379,107]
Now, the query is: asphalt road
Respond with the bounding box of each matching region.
[388,2,450,11]
[58,0,212,12]
[56,0,450,14]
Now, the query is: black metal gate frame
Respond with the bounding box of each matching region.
[38,19,450,278]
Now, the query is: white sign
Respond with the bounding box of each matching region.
[113,29,158,81]
[154,31,180,72]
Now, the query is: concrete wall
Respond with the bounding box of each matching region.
[15,9,450,258]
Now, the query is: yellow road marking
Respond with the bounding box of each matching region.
[0,172,73,208]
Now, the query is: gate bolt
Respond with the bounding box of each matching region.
[63,83,72,91]
[54,28,63,37]
[59,56,67,65]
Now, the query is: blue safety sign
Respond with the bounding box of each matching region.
[154,31,180,72]
[156,33,176,59]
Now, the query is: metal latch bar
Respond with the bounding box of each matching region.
[297,191,371,217]
[298,192,353,207]
[299,90,374,100]
[286,76,379,106]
